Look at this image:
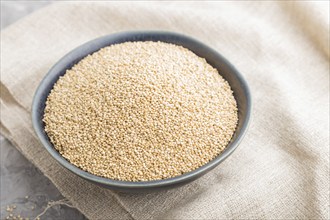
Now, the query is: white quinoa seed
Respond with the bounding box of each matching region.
[43,41,238,181]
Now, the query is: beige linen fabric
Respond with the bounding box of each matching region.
[1,1,329,219]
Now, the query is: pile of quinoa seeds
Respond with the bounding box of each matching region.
[43,41,238,182]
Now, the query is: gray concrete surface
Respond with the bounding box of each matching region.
[1,1,86,219]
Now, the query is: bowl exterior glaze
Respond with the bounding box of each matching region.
[32,31,251,192]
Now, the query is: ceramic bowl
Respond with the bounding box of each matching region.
[32,31,251,192]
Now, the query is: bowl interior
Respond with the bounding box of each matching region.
[32,31,251,191]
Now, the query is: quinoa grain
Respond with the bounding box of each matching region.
[43,41,238,181]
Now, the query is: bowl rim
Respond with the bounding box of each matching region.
[32,31,251,189]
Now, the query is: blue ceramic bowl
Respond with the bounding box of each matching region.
[32,31,251,192]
